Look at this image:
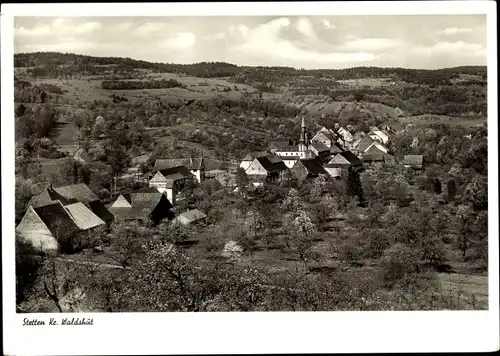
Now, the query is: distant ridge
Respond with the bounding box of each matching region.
[13,51,487,73]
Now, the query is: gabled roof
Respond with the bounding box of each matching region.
[364,141,388,154]
[53,183,99,204]
[158,165,192,180]
[265,154,284,163]
[311,142,330,153]
[64,202,106,230]
[298,158,328,176]
[329,151,363,166]
[149,173,176,188]
[33,201,80,237]
[175,209,207,225]
[368,129,389,144]
[241,151,268,161]
[87,200,114,223]
[255,156,289,173]
[28,188,78,208]
[269,138,291,148]
[312,130,336,142]
[357,135,375,152]
[154,158,204,171]
[403,155,424,166]
[125,192,173,220]
[330,143,343,154]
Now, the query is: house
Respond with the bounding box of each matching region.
[328,151,363,169]
[239,151,269,171]
[109,192,174,224]
[28,183,114,225]
[323,164,342,179]
[291,158,329,182]
[368,127,389,145]
[268,138,292,153]
[310,129,337,148]
[403,155,424,169]
[336,127,354,149]
[361,142,391,164]
[281,155,301,169]
[309,141,331,158]
[245,155,290,186]
[174,209,208,226]
[16,200,104,254]
[149,165,192,205]
[352,135,375,154]
[154,157,205,183]
[274,146,313,160]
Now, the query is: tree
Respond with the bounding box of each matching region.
[433,178,442,194]
[283,209,319,270]
[379,243,420,284]
[464,175,487,211]
[105,141,131,179]
[107,221,145,268]
[235,167,249,197]
[446,179,457,202]
[346,166,364,203]
[455,205,474,259]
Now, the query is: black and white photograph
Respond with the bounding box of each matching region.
[2,2,498,355]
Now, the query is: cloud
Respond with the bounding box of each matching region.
[322,19,337,30]
[340,36,405,52]
[75,22,103,35]
[160,32,196,50]
[234,17,375,67]
[296,17,316,39]
[134,22,167,37]
[205,32,226,40]
[438,27,473,35]
[15,25,52,38]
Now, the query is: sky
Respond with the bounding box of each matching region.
[14,15,487,69]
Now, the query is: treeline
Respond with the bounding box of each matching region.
[15,105,58,140]
[101,79,186,90]
[14,52,487,85]
[14,80,64,103]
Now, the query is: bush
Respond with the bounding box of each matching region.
[338,240,364,265]
[379,243,420,284]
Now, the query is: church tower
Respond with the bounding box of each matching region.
[298,116,308,152]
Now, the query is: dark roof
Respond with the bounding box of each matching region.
[299,158,328,176]
[125,192,172,221]
[330,143,343,154]
[340,151,363,166]
[136,186,161,193]
[53,183,99,204]
[357,136,374,152]
[314,130,336,141]
[256,156,289,173]
[362,153,386,162]
[87,200,114,223]
[33,202,80,237]
[269,138,291,148]
[241,151,268,161]
[158,165,192,179]
[311,142,330,153]
[28,188,78,208]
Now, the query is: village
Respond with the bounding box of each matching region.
[16,115,424,255]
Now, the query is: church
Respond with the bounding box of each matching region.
[273,117,315,166]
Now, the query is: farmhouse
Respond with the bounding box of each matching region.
[149,165,192,205]
[16,200,104,254]
[245,155,290,186]
[28,183,114,225]
[109,191,174,224]
[268,138,292,153]
[328,151,363,169]
[154,157,205,183]
[291,158,329,182]
[239,151,269,170]
[368,127,390,145]
[310,128,337,148]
